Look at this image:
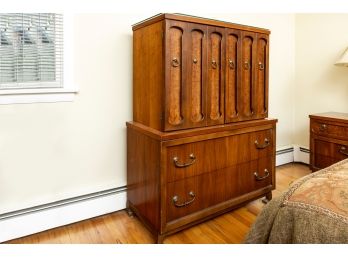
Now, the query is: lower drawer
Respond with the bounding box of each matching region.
[166,156,273,222]
[313,139,348,169]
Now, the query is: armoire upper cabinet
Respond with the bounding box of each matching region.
[132,14,270,132]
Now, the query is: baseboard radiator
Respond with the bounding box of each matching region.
[0,146,309,243]
[0,186,126,243]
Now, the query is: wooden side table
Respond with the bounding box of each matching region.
[309,112,348,171]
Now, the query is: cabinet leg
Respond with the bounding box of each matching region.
[262,191,272,204]
[126,208,134,217]
[126,200,134,217]
[156,234,165,244]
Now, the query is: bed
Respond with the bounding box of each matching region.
[245,158,348,243]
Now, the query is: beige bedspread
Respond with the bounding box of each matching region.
[245,158,348,243]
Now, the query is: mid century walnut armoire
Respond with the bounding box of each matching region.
[126,13,277,243]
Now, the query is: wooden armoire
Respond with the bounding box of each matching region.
[126,13,277,243]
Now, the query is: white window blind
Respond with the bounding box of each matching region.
[0,13,63,89]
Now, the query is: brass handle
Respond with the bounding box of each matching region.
[259,62,264,70]
[172,57,180,67]
[211,59,217,69]
[254,138,270,149]
[340,146,348,156]
[243,61,250,70]
[193,58,198,64]
[229,59,235,70]
[319,124,327,131]
[254,169,270,181]
[172,191,196,208]
[173,153,196,168]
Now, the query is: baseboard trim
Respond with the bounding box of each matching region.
[276,145,309,166]
[276,146,294,166]
[0,186,127,243]
[293,145,310,164]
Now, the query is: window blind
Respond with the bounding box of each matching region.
[0,13,63,89]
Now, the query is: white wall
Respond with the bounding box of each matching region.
[0,14,135,213]
[0,13,296,215]
[294,14,348,147]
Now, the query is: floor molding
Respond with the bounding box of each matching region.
[276,146,294,166]
[0,187,127,243]
[276,145,309,166]
[0,145,310,242]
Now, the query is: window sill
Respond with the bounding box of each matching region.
[0,89,78,105]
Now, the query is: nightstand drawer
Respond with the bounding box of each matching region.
[312,139,348,169]
[314,139,348,159]
[166,129,274,182]
[311,120,348,141]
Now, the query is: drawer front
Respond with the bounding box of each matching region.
[313,139,348,169]
[166,129,274,182]
[311,120,348,140]
[166,156,273,222]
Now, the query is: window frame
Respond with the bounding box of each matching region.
[0,13,77,104]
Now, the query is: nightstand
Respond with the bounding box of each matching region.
[309,112,348,171]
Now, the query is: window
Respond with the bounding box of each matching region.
[0,13,75,104]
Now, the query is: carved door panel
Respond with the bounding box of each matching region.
[165,20,207,131]
[165,20,185,131]
[184,23,207,129]
[206,26,225,126]
[225,29,241,123]
[254,33,269,119]
[240,31,257,121]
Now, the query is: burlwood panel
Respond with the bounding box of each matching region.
[127,127,161,231]
[207,26,225,126]
[240,31,256,120]
[166,156,274,222]
[166,129,273,182]
[133,21,164,131]
[254,34,269,119]
[165,21,208,131]
[166,21,185,129]
[225,28,241,123]
[184,23,207,128]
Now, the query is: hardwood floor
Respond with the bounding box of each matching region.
[6,163,311,244]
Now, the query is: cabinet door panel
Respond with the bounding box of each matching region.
[225,29,241,123]
[254,34,269,119]
[185,23,207,128]
[240,31,256,120]
[207,26,225,126]
[165,21,185,130]
[165,21,207,131]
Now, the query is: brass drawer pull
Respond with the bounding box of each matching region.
[172,191,196,208]
[172,57,180,67]
[319,124,327,131]
[211,59,217,69]
[193,58,198,64]
[173,153,196,168]
[229,59,235,70]
[254,138,270,149]
[254,169,270,181]
[340,146,348,156]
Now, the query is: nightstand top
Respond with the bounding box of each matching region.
[309,112,348,123]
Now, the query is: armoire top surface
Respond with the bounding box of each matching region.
[132,13,271,34]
